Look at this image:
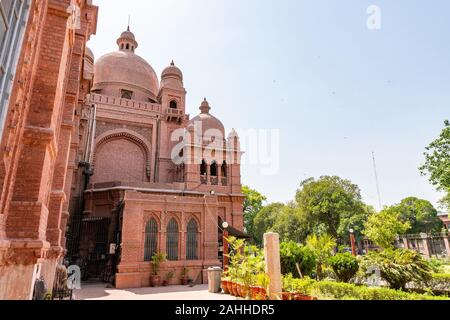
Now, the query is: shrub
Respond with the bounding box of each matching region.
[409,273,450,294]
[328,253,359,283]
[360,249,432,290]
[290,279,449,300]
[280,241,316,278]
[429,274,450,293]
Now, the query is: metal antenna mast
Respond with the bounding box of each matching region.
[372,152,382,210]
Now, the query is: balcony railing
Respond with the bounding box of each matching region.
[221,177,228,186]
[211,176,218,186]
[165,108,185,122]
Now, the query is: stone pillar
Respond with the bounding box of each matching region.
[420,233,431,258]
[443,235,450,258]
[264,232,282,300]
[402,238,409,250]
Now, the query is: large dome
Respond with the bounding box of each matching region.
[92,29,159,101]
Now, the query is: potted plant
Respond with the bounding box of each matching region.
[255,272,270,300]
[163,270,175,287]
[150,253,166,287]
[180,267,190,285]
[281,274,295,300]
[221,276,231,294]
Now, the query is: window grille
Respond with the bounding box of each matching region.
[144,219,158,261]
[166,219,179,261]
[186,219,199,260]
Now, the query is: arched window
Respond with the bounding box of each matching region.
[169,100,178,109]
[187,219,199,260]
[210,161,218,177]
[200,160,207,176]
[144,219,158,261]
[221,161,228,177]
[126,43,130,50]
[166,219,179,261]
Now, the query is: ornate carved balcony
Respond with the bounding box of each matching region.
[200,175,208,185]
[211,176,218,186]
[165,108,185,123]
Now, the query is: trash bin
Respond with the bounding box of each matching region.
[207,267,223,293]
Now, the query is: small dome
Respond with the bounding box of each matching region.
[161,60,183,89]
[117,27,138,51]
[162,60,183,80]
[120,30,135,41]
[188,98,225,138]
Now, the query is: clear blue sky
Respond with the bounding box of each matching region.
[89,0,449,210]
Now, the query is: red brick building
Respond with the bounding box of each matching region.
[65,28,245,289]
[0,0,97,300]
[0,0,244,298]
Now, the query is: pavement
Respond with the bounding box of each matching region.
[74,283,238,300]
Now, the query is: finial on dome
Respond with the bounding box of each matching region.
[171,60,175,66]
[200,98,211,114]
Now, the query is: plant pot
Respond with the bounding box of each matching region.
[292,293,316,301]
[241,286,250,299]
[181,277,189,285]
[250,286,258,300]
[226,281,233,295]
[221,281,230,294]
[281,292,292,301]
[236,284,242,297]
[231,282,238,297]
[150,275,161,287]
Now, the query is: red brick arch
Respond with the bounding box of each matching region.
[93,129,152,179]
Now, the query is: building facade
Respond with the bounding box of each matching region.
[65,28,245,289]
[0,0,97,300]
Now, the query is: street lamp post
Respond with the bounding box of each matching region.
[222,221,229,271]
[350,228,357,256]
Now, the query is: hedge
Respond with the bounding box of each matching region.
[408,273,450,294]
[290,279,449,300]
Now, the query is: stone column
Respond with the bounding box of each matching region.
[402,238,409,250]
[443,235,450,258]
[264,232,282,300]
[420,233,431,258]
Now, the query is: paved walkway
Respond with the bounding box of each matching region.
[75,283,237,300]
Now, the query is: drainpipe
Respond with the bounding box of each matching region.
[153,117,161,182]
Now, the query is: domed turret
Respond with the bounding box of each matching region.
[161,60,183,89]
[92,28,159,101]
[189,98,225,139]
[117,26,138,52]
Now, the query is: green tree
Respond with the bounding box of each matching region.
[253,202,285,245]
[306,234,336,280]
[363,209,411,249]
[420,120,450,208]
[390,197,443,234]
[296,176,369,242]
[242,186,267,243]
[272,203,309,243]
